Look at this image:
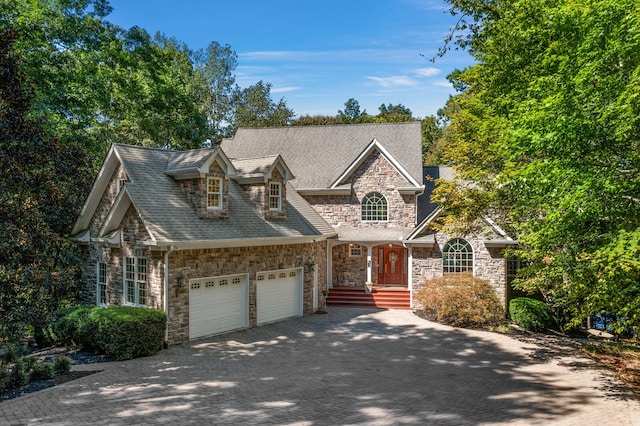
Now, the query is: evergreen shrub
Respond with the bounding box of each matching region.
[509,297,556,331]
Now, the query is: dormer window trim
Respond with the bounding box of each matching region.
[207,176,223,210]
[268,182,282,211]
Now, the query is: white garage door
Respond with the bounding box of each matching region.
[257,268,303,325]
[189,274,248,339]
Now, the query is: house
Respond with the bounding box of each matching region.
[72,122,516,345]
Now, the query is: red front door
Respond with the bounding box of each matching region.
[377,246,406,285]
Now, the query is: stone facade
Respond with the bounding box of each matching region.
[243,167,287,221]
[166,242,327,345]
[176,161,230,220]
[305,150,416,228]
[77,135,512,346]
[410,230,507,308]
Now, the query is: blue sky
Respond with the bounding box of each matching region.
[107,0,473,119]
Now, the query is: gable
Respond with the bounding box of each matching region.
[220,122,423,190]
[331,138,421,190]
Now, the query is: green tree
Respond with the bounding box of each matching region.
[375,103,413,123]
[338,98,371,124]
[0,0,208,156]
[0,30,93,341]
[290,115,344,126]
[421,115,446,165]
[194,41,239,143]
[233,81,295,129]
[437,0,640,333]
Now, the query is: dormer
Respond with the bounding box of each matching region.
[231,155,294,220]
[166,148,237,220]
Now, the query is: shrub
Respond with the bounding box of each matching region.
[53,356,72,375]
[11,355,39,387]
[31,361,55,381]
[415,273,505,327]
[54,305,166,360]
[509,297,556,331]
[91,306,166,360]
[53,305,96,348]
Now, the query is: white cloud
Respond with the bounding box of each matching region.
[366,76,418,88]
[415,67,441,77]
[272,86,301,94]
[433,79,453,88]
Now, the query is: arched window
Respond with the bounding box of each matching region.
[361,192,387,221]
[442,238,473,274]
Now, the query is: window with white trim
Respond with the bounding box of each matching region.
[361,192,387,221]
[349,244,362,257]
[97,262,107,306]
[124,257,147,306]
[443,238,473,274]
[268,182,282,211]
[207,177,222,210]
[117,178,127,193]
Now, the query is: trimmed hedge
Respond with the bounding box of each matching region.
[415,273,505,327]
[54,305,167,360]
[509,297,555,331]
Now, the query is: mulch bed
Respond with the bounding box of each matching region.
[1,346,110,402]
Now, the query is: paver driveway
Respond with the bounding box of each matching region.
[1,308,639,425]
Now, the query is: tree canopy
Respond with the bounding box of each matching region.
[0,30,93,341]
[438,0,640,333]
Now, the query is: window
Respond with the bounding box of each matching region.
[117,178,127,193]
[361,192,387,221]
[349,244,362,257]
[97,262,107,306]
[443,238,473,274]
[124,257,148,306]
[269,182,282,211]
[207,177,222,210]
[507,256,520,279]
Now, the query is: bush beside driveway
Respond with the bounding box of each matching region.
[1,308,638,425]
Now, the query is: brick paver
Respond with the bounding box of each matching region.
[1,308,639,425]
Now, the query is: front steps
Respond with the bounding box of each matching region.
[327,286,411,309]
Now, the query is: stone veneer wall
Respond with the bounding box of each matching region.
[243,167,287,220]
[82,163,163,310]
[175,161,230,220]
[410,231,507,308]
[331,243,368,286]
[166,241,327,345]
[304,150,416,228]
[82,163,126,305]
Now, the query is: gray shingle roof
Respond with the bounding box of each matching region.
[232,156,280,175]
[220,122,423,189]
[112,144,333,246]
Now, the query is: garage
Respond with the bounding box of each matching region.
[189,274,249,339]
[257,268,303,325]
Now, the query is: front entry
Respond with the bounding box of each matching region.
[377,245,407,285]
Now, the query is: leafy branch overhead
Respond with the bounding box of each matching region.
[439,0,640,333]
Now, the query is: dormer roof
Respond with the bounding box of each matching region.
[231,155,295,184]
[166,147,236,179]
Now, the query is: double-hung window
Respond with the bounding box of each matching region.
[124,257,147,306]
[97,262,107,306]
[269,182,282,211]
[207,177,222,210]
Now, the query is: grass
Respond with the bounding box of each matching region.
[582,341,640,398]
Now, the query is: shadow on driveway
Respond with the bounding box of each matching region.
[1,308,638,425]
